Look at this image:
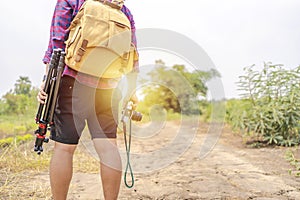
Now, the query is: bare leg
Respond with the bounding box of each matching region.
[93,138,122,200]
[50,142,77,200]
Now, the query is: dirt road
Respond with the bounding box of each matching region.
[65,121,300,200]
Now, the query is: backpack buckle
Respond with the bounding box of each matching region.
[111,0,125,8]
[122,52,130,60]
[99,0,123,10]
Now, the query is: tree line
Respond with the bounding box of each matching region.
[0,62,219,117]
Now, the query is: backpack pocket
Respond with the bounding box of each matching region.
[65,26,82,59]
[107,12,131,56]
[82,14,110,48]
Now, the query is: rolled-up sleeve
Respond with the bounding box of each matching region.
[43,0,73,64]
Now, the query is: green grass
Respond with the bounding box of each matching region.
[285,148,300,177]
[0,114,36,138]
[0,134,33,147]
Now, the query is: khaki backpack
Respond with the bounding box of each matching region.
[64,0,138,78]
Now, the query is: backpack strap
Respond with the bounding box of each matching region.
[97,0,124,10]
[111,0,125,8]
[74,39,88,62]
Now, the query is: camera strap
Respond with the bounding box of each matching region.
[123,118,134,188]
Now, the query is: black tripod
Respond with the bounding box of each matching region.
[34,49,66,155]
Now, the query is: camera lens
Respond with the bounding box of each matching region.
[131,111,142,121]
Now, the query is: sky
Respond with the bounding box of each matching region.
[0,0,299,99]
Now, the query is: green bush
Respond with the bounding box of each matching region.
[228,63,300,146]
[226,98,252,132]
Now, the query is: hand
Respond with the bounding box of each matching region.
[37,81,47,104]
[130,92,139,110]
[123,92,139,110]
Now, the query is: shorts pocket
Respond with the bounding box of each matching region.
[59,76,75,98]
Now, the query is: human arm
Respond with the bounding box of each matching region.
[38,0,74,103]
[37,64,49,104]
[42,0,74,64]
[125,64,139,109]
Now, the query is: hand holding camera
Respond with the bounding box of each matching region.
[121,100,142,122]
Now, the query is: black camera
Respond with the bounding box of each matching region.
[130,110,143,121]
[121,101,143,122]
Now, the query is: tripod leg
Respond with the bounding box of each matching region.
[48,52,66,124]
[34,49,62,154]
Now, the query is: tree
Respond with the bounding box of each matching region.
[140,61,220,115]
[14,76,32,96]
[0,76,38,115]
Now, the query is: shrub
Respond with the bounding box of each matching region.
[229,63,300,146]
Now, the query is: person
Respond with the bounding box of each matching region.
[37,0,139,199]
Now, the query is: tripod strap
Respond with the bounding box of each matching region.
[123,119,134,188]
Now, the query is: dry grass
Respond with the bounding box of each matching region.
[73,143,100,173]
[0,141,51,173]
[0,171,52,200]
[0,141,52,199]
[0,139,100,199]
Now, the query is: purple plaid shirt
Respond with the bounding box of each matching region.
[43,0,138,88]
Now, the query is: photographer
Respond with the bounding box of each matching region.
[37,0,139,199]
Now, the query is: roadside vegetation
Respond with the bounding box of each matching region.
[226,63,300,176]
[226,63,300,147]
